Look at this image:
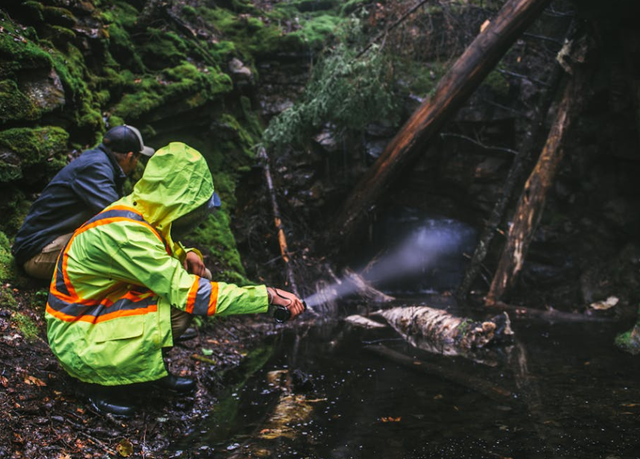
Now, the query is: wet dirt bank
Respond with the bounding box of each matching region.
[0,285,282,458]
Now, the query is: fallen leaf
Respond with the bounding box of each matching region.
[24,375,47,386]
[380,416,401,423]
[116,439,133,457]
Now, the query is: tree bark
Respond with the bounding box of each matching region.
[327,0,552,249]
[485,66,588,305]
[258,147,300,297]
[456,61,565,302]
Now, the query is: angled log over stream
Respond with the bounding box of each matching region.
[328,0,552,248]
[486,36,592,305]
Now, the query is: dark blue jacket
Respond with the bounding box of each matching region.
[12,145,126,265]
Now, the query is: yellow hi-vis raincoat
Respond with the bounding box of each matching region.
[45,142,268,386]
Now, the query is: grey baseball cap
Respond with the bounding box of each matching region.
[103,125,155,157]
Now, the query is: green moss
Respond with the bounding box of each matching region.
[0,190,31,237]
[0,284,18,309]
[12,312,40,340]
[22,1,45,23]
[181,5,198,20]
[615,325,640,355]
[0,126,69,185]
[287,0,340,12]
[46,25,77,47]
[397,59,448,97]
[341,0,371,15]
[139,28,189,69]
[484,69,510,97]
[113,63,232,120]
[190,212,249,285]
[615,306,640,355]
[288,14,341,50]
[0,231,17,282]
[42,6,77,28]
[0,80,39,122]
[0,12,52,77]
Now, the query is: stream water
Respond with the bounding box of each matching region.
[170,214,640,458]
[171,308,640,459]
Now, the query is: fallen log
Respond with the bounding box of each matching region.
[328,0,552,249]
[364,344,513,401]
[377,306,513,351]
[342,268,395,303]
[344,314,388,329]
[486,34,592,305]
[456,60,565,301]
[487,301,616,323]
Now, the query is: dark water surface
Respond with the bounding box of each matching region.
[173,311,640,459]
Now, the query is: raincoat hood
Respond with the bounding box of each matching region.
[130,142,214,234]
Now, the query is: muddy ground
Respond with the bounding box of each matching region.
[0,284,284,458]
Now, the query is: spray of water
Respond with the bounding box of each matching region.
[304,218,475,310]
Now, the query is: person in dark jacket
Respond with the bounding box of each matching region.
[12,125,155,280]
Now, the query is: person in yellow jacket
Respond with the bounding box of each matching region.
[45,142,305,416]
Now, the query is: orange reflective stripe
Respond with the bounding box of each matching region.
[207,282,219,316]
[52,215,165,303]
[186,276,200,314]
[46,302,157,324]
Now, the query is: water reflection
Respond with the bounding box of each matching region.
[172,316,640,458]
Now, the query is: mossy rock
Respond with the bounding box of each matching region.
[22,1,45,23]
[0,189,31,237]
[0,12,52,77]
[288,0,340,13]
[112,62,233,121]
[42,6,77,28]
[0,231,18,282]
[288,14,341,50]
[0,126,69,185]
[0,79,40,122]
[189,212,249,286]
[44,25,77,48]
[138,29,189,70]
[615,325,640,355]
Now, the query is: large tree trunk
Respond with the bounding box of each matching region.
[327,0,552,248]
[485,48,591,305]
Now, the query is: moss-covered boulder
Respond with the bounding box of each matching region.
[0,126,69,185]
[615,307,640,355]
[0,231,17,282]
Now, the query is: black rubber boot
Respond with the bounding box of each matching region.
[154,373,196,392]
[85,385,136,417]
[89,395,136,417]
[176,327,198,342]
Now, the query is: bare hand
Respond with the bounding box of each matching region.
[183,251,207,277]
[267,287,305,319]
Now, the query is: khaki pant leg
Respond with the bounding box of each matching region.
[170,308,193,340]
[23,233,73,280]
